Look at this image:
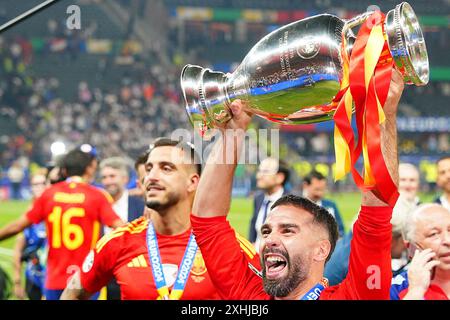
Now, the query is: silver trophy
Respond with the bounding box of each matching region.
[180,2,428,136]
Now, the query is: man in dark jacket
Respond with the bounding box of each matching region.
[249,158,290,247]
[303,170,345,237]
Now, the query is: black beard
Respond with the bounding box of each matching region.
[146,200,164,211]
[145,192,180,212]
[262,252,308,297]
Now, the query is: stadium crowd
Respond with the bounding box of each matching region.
[0,36,188,170]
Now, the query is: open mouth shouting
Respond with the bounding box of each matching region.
[264,252,288,280]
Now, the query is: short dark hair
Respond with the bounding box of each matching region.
[135,150,150,171]
[277,159,290,187]
[303,170,326,185]
[149,137,202,175]
[271,194,339,262]
[62,149,96,177]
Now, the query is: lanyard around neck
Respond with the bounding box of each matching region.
[146,222,198,300]
[299,278,329,300]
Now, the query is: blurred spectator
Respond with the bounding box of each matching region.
[12,170,48,300]
[128,149,149,199]
[0,266,12,300]
[435,156,450,211]
[302,170,345,237]
[7,160,24,199]
[99,156,145,300]
[99,156,144,234]
[248,158,290,248]
[398,163,421,206]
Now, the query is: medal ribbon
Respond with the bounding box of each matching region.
[146,222,198,300]
[299,278,329,300]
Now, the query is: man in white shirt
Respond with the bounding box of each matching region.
[249,157,290,248]
[100,157,145,232]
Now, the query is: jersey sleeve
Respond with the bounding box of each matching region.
[97,191,121,227]
[322,206,393,300]
[190,214,268,300]
[79,230,122,294]
[25,193,46,224]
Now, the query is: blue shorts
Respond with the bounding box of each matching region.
[44,288,100,300]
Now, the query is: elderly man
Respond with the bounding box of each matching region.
[391,204,450,300]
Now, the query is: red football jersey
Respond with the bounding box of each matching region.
[191,206,393,300]
[26,179,120,290]
[399,285,449,300]
[79,217,260,300]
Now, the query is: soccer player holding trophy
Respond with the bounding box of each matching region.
[182,2,428,299]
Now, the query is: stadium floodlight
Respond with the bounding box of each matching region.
[50,141,66,157]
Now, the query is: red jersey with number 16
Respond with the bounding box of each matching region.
[26,179,120,290]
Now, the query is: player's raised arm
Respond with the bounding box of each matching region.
[329,69,404,300]
[192,100,252,218]
[190,101,266,299]
[361,69,403,207]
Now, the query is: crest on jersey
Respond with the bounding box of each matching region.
[190,251,207,283]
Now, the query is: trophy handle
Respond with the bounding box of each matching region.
[342,2,429,86]
[343,11,376,32]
